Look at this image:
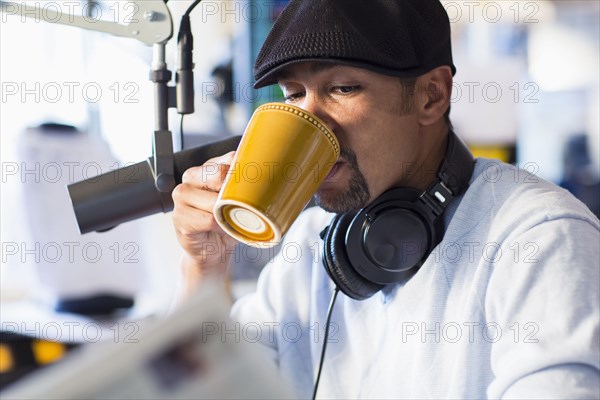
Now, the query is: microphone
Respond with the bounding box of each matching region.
[67,135,241,234]
[176,14,194,115]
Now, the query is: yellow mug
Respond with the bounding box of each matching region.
[214,103,340,248]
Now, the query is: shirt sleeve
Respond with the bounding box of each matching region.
[485,217,600,399]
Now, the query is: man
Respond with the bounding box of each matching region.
[172,0,600,398]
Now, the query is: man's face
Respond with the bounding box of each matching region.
[278,63,425,213]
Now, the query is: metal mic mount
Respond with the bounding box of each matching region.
[150,43,177,200]
[150,13,196,199]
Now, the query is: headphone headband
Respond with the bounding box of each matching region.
[438,131,475,194]
[420,131,475,217]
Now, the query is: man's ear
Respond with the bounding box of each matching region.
[416,66,453,127]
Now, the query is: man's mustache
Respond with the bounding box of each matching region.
[340,146,360,170]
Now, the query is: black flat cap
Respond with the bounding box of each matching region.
[254,0,456,89]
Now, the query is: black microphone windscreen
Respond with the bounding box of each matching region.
[68,136,241,234]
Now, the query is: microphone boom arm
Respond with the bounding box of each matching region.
[0,0,173,45]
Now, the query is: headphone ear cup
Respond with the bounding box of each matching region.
[323,213,384,300]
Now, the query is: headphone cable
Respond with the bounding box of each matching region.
[184,0,202,16]
[312,286,340,400]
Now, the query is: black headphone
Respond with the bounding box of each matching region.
[320,131,475,300]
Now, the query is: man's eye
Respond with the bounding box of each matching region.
[332,85,360,95]
[284,92,305,102]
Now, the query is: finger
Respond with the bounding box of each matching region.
[205,151,235,165]
[173,204,237,250]
[181,163,228,191]
[182,151,236,191]
[172,183,219,213]
[172,201,221,238]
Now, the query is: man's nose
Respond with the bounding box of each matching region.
[299,91,337,132]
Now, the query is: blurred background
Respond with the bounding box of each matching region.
[0,0,598,337]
